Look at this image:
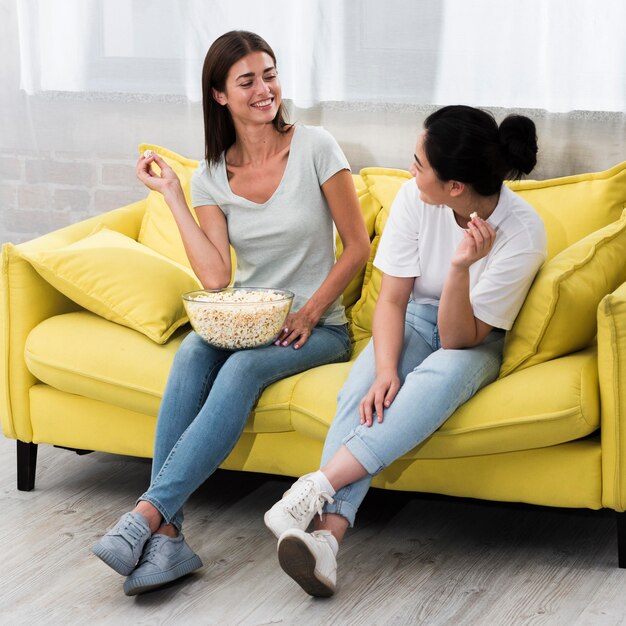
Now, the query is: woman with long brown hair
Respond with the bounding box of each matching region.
[92,30,369,596]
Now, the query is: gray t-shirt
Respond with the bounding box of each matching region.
[191,124,350,326]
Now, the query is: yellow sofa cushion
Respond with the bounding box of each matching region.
[137,143,199,267]
[509,160,626,260]
[289,346,599,459]
[349,163,626,344]
[500,209,626,376]
[336,174,382,312]
[349,168,412,340]
[18,228,201,344]
[25,311,298,433]
[26,312,185,416]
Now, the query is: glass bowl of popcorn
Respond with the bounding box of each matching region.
[182,287,295,350]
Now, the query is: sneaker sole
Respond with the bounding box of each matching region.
[92,543,135,576]
[278,535,335,597]
[123,555,204,596]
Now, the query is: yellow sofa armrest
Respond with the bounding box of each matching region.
[0,200,146,441]
[598,280,626,511]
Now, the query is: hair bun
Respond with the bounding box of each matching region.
[499,115,538,177]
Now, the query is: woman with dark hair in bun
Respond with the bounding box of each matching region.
[265,105,547,597]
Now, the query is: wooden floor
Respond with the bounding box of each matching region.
[1,435,625,625]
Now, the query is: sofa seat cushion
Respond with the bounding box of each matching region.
[24,311,297,433]
[289,346,599,459]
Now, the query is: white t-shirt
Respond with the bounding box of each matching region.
[374,180,547,330]
[190,124,350,326]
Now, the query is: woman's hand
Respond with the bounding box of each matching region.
[136,151,183,197]
[452,216,497,268]
[274,308,318,350]
[359,370,401,426]
[438,215,496,349]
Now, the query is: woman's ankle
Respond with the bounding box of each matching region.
[133,500,163,534]
[155,523,178,538]
[315,512,349,544]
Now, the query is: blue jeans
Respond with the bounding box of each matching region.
[322,302,505,526]
[140,324,351,530]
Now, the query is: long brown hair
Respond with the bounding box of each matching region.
[201,31,290,167]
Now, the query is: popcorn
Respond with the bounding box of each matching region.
[183,288,293,349]
[143,149,154,159]
[469,211,478,221]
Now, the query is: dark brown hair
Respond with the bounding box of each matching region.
[201,31,290,167]
[423,105,538,196]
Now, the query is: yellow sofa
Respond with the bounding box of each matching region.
[2,145,626,567]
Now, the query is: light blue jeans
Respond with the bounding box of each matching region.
[140,324,351,530]
[322,302,505,526]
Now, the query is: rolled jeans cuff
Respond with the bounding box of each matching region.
[137,494,183,532]
[323,497,359,527]
[343,429,386,475]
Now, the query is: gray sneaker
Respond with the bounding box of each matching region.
[123,533,203,596]
[92,512,151,576]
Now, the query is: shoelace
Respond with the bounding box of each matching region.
[138,534,167,565]
[119,517,148,546]
[311,530,333,539]
[287,482,334,522]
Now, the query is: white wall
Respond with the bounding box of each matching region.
[2,0,625,245]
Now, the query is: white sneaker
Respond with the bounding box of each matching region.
[277,529,337,597]
[264,474,334,539]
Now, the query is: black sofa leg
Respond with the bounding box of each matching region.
[618,512,626,569]
[16,441,38,491]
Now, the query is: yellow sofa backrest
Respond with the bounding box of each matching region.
[509,161,626,261]
[349,162,626,346]
[137,143,199,268]
[135,144,626,365]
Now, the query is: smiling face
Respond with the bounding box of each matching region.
[409,130,452,205]
[212,51,282,126]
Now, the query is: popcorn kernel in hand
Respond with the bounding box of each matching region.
[143,149,153,159]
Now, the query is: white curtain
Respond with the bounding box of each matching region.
[17,0,626,112]
[17,0,346,107]
[432,0,626,112]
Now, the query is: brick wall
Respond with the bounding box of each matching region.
[2,104,625,248]
[0,150,144,245]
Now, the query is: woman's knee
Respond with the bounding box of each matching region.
[217,349,264,382]
[432,341,503,385]
[174,332,223,368]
